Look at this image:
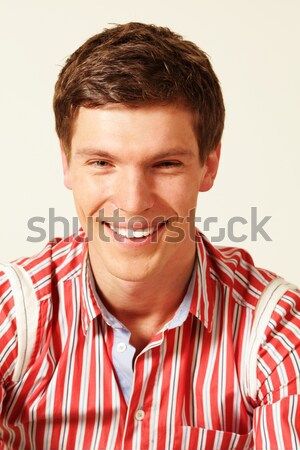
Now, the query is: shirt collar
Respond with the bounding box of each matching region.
[188,231,218,332]
[79,245,102,335]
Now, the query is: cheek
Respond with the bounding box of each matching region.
[166,181,199,209]
[71,191,97,221]
[72,176,109,214]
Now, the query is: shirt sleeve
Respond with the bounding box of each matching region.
[253,288,300,449]
[0,270,18,400]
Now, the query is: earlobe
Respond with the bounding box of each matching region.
[199,142,221,193]
[60,142,72,190]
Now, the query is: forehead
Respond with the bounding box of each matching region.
[70,104,199,158]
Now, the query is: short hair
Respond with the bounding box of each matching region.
[53,22,225,162]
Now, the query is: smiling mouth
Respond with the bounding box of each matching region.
[104,221,168,240]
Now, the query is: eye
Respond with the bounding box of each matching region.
[155,161,182,168]
[92,160,112,167]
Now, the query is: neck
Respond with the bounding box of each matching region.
[88,246,196,340]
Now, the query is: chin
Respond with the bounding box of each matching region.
[105,256,154,282]
[110,267,151,283]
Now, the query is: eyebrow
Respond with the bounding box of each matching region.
[74,147,195,161]
[75,148,121,160]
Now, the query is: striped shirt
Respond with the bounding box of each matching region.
[0,231,299,450]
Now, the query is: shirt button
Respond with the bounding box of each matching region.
[117,342,127,353]
[135,409,145,421]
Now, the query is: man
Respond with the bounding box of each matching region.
[0,22,299,450]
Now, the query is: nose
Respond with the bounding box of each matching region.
[111,168,154,215]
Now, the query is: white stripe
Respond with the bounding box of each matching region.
[74,320,93,449]
[191,320,203,426]
[218,285,229,429]
[149,337,166,450]
[290,396,300,449]
[166,328,183,450]
[59,280,80,450]
[181,426,190,450]
[106,373,120,449]
[133,352,152,450]
[273,400,285,450]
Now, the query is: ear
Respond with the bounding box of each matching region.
[199,142,221,192]
[60,141,72,190]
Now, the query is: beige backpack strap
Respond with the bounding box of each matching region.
[246,277,298,399]
[0,263,39,383]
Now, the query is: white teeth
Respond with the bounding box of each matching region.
[109,225,156,239]
[132,228,154,238]
[132,229,146,238]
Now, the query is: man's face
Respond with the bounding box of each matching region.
[62,104,219,282]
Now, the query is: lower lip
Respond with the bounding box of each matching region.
[103,222,167,247]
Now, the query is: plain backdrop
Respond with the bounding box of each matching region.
[0,0,299,283]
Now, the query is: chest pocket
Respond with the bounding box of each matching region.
[174,426,253,450]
